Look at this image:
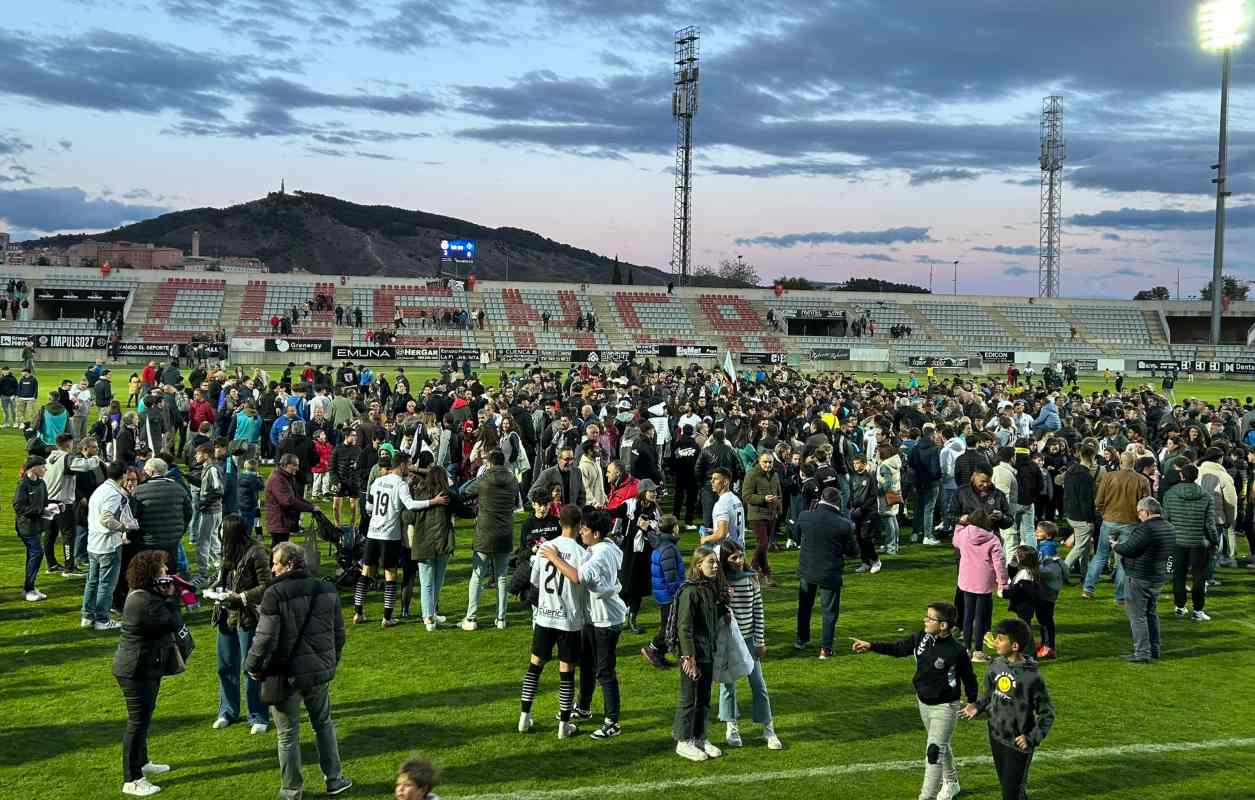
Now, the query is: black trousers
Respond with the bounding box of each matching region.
[650,602,672,654]
[700,485,717,528]
[672,479,698,525]
[117,675,162,782]
[45,506,75,568]
[1037,600,1056,649]
[672,660,714,742]
[990,734,1034,800]
[578,624,621,721]
[962,591,993,652]
[1172,545,1210,610]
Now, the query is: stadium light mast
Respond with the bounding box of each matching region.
[1038,95,1065,299]
[671,27,700,287]
[1200,0,1247,344]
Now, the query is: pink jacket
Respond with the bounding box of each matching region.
[953,523,1009,594]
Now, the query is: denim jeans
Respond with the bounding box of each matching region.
[418,555,449,620]
[914,483,939,539]
[466,551,510,621]
[1124,576,1163,660]
[881,514,900,553]
[81,547,122,623]
[718,657,773,725]
[940,482,958,532]
[217,626,269,725]
[835,473,851,513]
[0,394,14,425]
[271,682,343,800]
[918,699,960,799]
[19,530,43,592]
[74,525,89,566]
[796,582,841,650]
[1083,521,1131,601]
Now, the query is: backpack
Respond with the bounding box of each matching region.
[664,580,697,654]
[1198,472,1236,529]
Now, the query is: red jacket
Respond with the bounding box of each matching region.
[141,365,156,385]
[264,469,315,536]
[606,475,639,511]
[312,441,332,474]
[188,398,216,431]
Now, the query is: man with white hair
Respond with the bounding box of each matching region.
[131,457,194,570]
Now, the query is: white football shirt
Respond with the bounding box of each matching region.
[532,536,589,632]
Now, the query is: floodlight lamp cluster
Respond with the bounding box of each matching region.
[1199,0,1250,50]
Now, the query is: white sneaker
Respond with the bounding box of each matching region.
[764,725,783,750]
[937,780,961,800]
[558,721,578,739]
[141,763,170,776]
[869,561,883,574]
[121,778,161,796]
[94,620,122,631]
[725,722,742,747]
[922,537,942,546]
[518,712,534,733]
[854,563,870,573]
[81,617,93,628]
[700,739,723,758]
[459,618,478,631]
[1174,607,1187,618]
[495,617,507,630]
[24,590,46,602]
[212,717,231,729]
[675,740,708,761]
[434,614,448,624]
[249,723,268,735]
[1192,609,1211,621]
[424,620,437,632]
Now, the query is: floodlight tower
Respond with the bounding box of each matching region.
[1199,0,1248,344]
[1038,96,1065,299]
[671,26,700,286]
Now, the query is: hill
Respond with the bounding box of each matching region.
[29,191,675,283]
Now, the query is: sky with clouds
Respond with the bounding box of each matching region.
[1,0,1254,297]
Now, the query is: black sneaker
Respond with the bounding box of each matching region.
[590,720,621,740]
[46,564,64,574]
[326,776,353,795]
[555,708,593,722]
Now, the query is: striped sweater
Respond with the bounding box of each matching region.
[726,570,765,649]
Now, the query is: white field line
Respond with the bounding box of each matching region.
[456,737,1255,800]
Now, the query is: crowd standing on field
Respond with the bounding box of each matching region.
[8,353,1255,799]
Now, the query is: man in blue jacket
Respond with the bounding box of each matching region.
[794,487,859,659]
[642,515,685,668]
[1030,395,1061,434]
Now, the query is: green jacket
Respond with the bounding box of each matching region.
[1161,482,1218,548]
[466,465,518,554]
[742,464,781,523]
[676,579,722,663]
[403,486,464,561]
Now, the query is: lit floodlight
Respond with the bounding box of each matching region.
[1199,0,1249,50]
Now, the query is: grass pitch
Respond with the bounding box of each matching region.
[2,366,1253,799]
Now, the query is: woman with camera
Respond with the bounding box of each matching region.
[111,549,187,797]
[211,514,272,734]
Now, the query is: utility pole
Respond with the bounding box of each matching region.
[953,260,959,295]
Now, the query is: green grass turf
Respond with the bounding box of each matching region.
[3,365,1255,800]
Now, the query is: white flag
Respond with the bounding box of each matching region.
[722,350,738,390]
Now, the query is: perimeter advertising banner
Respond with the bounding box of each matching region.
[808,348,851,361]
[265,338,332,353]
[740,352,787,366]
[0,333,107,349]
[908,356,968,368]
[634,344,719,358]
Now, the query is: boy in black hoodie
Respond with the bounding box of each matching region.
[962,618,1055,800]
[852,602,977,800]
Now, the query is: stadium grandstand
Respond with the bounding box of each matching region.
[1,266,1252,378]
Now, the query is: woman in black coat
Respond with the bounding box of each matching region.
[112,550,183,796]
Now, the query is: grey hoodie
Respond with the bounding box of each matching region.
[974,655,1055,750]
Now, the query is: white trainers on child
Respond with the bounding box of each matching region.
[725,722,742,747]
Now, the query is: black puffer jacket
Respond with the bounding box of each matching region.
[245,570,346,690]
[112,587,183,680]
[132,476,194,550]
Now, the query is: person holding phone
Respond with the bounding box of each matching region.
[111,550,183,797]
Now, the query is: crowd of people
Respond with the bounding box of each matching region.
[9,352,1255,799]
